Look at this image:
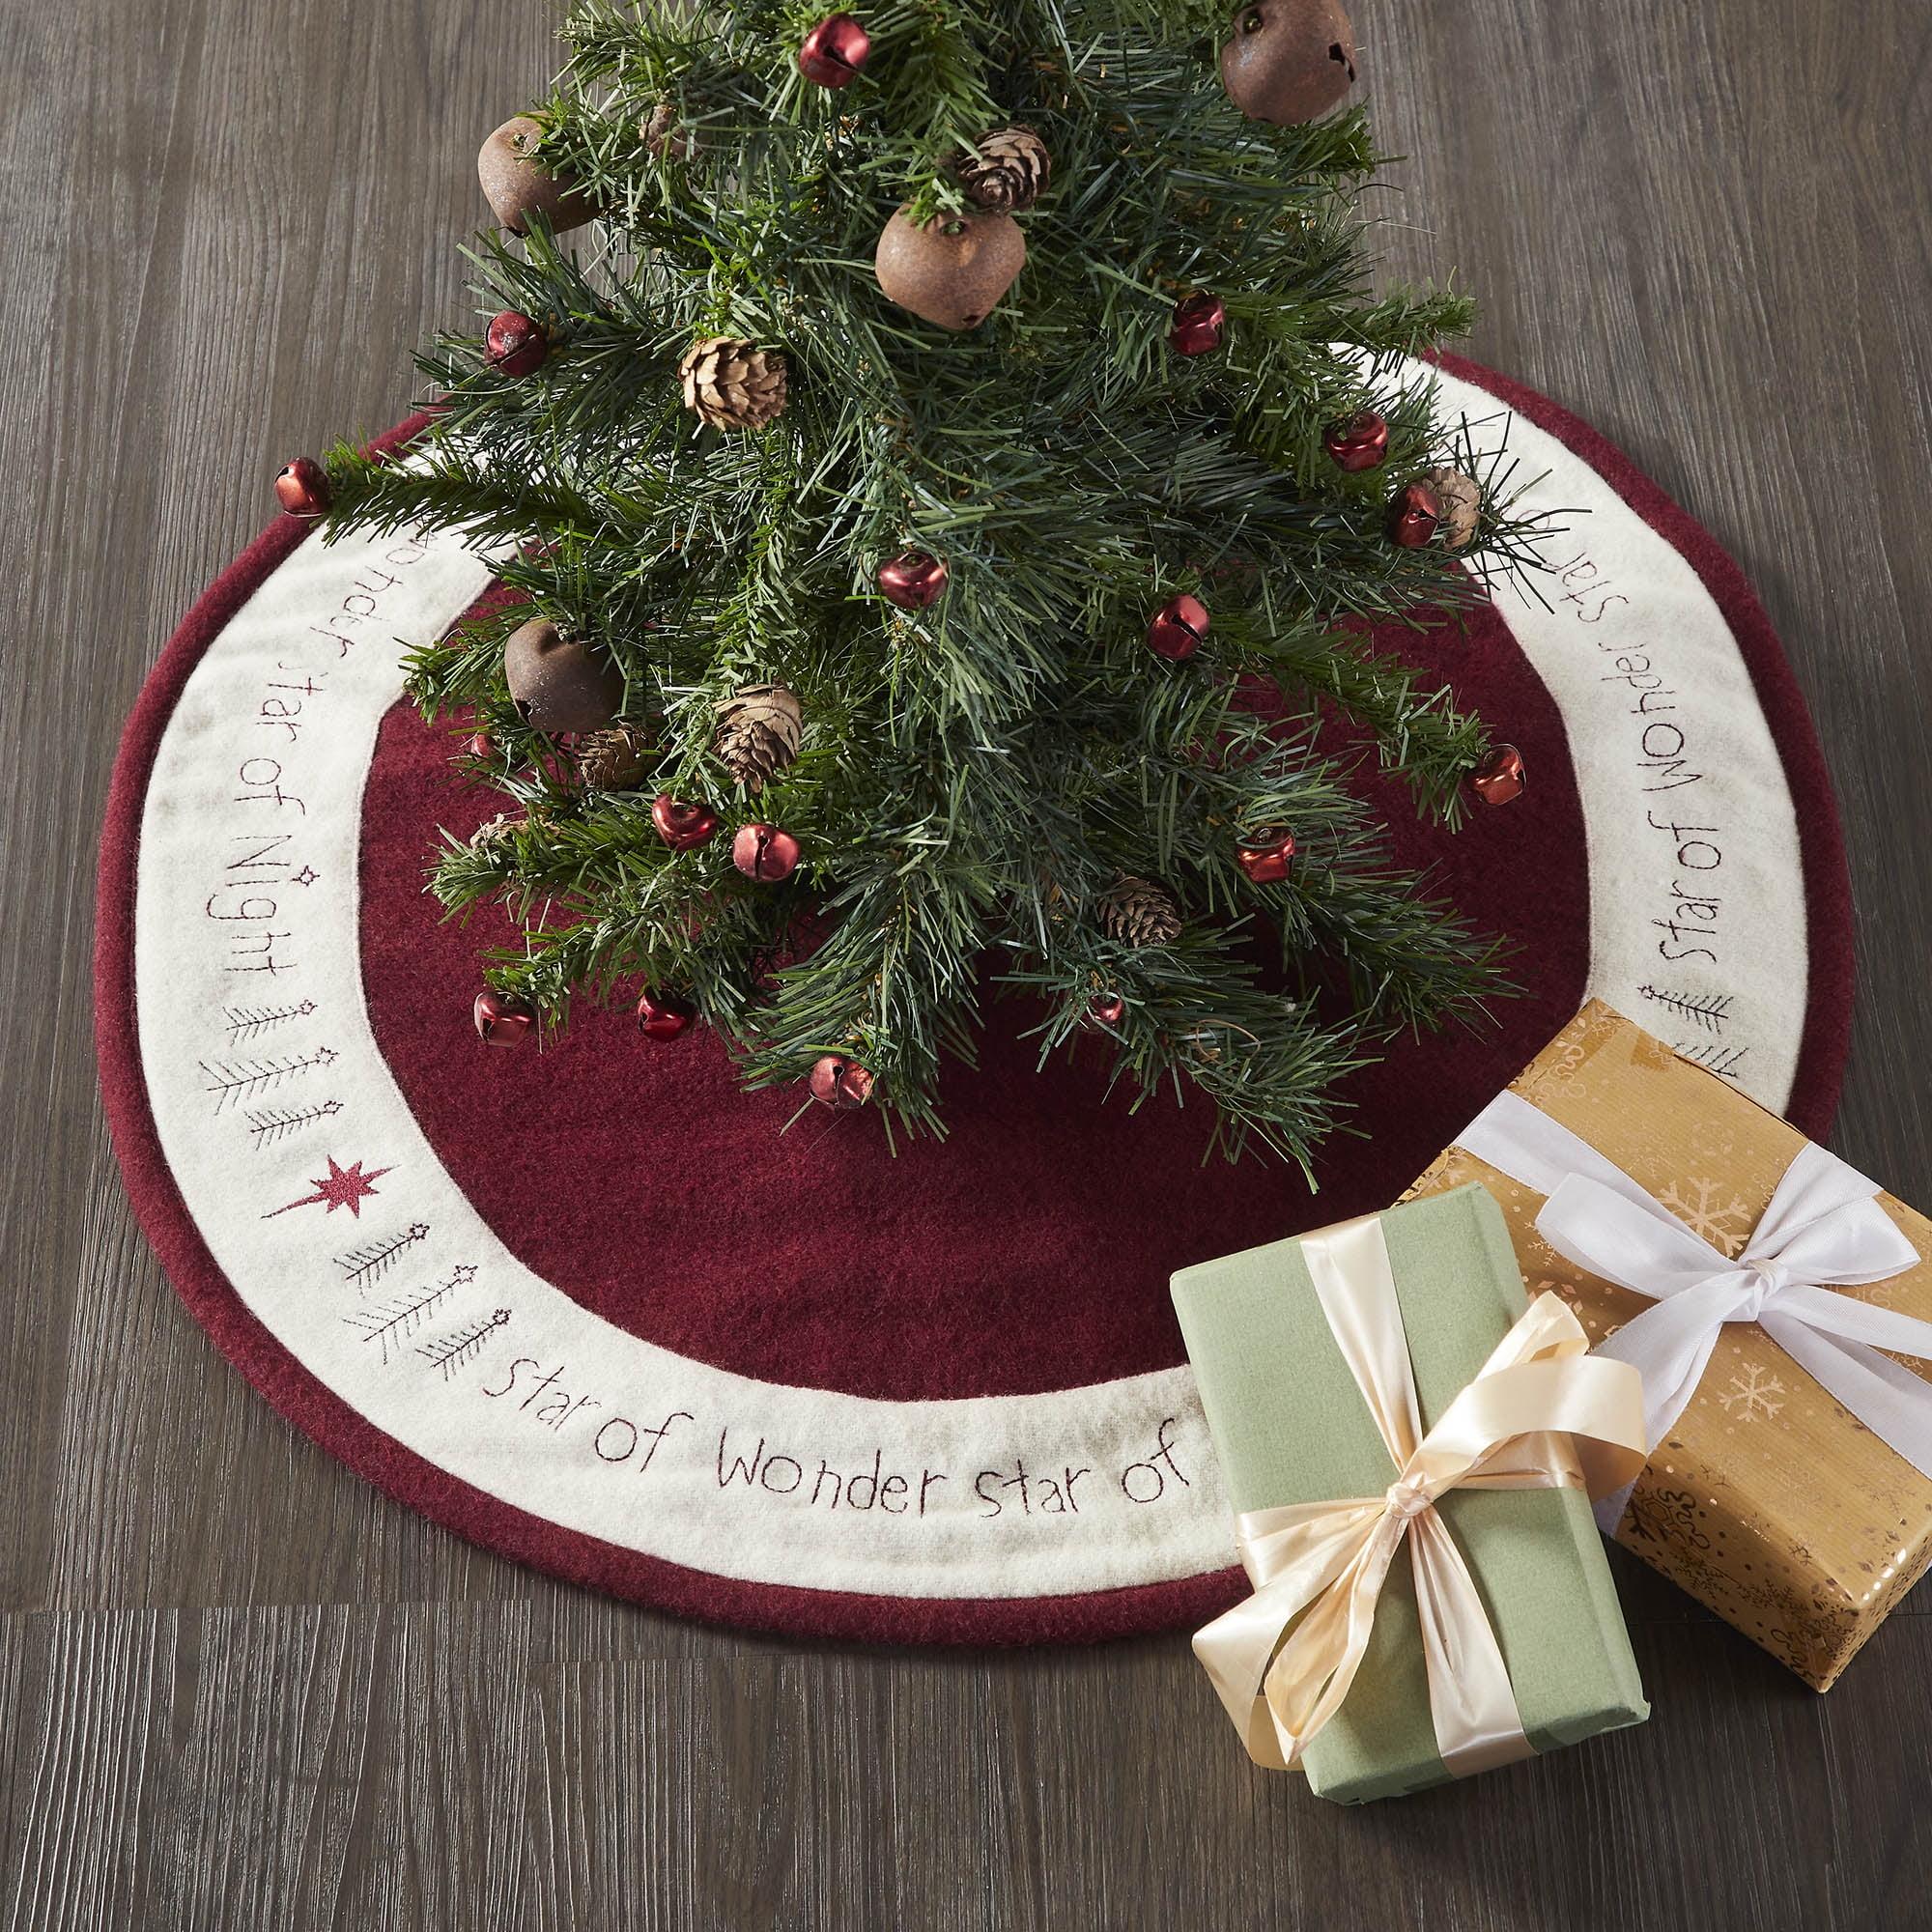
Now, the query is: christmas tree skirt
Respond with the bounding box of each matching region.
[96,357,1853,1644]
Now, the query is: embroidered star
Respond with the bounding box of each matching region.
[292,867,320,887]
[265,1156,394,1219]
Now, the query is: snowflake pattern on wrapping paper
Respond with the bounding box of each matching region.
[1529,1277,1602,1340]
[1624,1486,1714,1587]
[1660,1176,1754,1253]
[1717,1362,1786,1424]
[1836,1275,1922,1320]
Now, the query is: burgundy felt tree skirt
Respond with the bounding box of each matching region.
[95,358,1851,1644]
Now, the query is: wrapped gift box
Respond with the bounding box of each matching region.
[1172,1183,1648,1802]
[1407,1000,1932,1689]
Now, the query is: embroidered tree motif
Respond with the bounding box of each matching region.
[222,998,320,1043]
[244,1097,344,1150]
[1660,1176,1753,1253]
[199,1046,339,1112]
[342,1265,477,1364]
[1636,985,1732,1035]
[417,1308,512,1381]
[1672,1040,1750,1083]
[1717,1363,1786,1424]
[334,1220,432,1290]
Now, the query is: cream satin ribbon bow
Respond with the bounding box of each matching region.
[1458,1091,1929,1530]
[1194,1213,1647,1775]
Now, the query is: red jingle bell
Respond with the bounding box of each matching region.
[467,731,495,759]
[809,1054,875,1109]
[485,310,549,378]
[1470,745,1525,806]
[1235,826,1296,884]
[636,989,696,1039]
[798,14,870,87]
[1169,293,1227,357]
[274,457,330,517]
[1147,592,1210,661]
[1321,411,1389,473]
[1086,991,1126,1028]
[473,989,534,1046]
[733,822,802,882]
[652,794,722,851]
[877,551,949,610]
[1389,480,1441,548]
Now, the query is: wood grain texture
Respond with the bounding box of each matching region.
[3,0,1929,1924]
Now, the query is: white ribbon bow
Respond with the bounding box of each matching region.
[1458,1092,1930,1530]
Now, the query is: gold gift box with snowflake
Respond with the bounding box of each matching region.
[1406,999,1932,1690]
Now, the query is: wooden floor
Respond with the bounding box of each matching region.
[6,0,1931,1925]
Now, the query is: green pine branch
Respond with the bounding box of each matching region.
[304,0,1549,1163]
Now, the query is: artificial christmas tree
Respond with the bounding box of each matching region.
[306,0,1540,1165]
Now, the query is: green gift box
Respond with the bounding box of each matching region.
[1171,1182,1648,1803]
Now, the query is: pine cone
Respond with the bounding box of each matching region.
[1423,467,1482,551]
[1102,875,1182,948]
[575,724,651,790]
[712,683,803,790]
[469,812,524,852]
[957,127,1051,212]
[679,337,787,431]
[639,100,695,162]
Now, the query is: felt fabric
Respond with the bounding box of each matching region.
[103,460,1242,1631]
[95,362,1855,1645]
[1439,353,1853,1126]
[360,593,1590,1401]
